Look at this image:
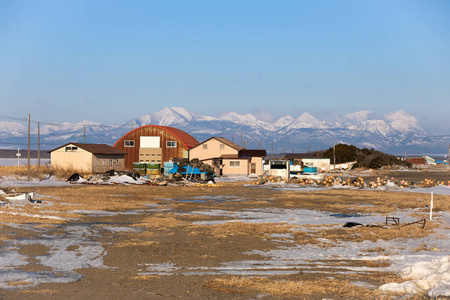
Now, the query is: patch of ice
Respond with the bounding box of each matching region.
[0,211,72,220]
[101,226,139,233]
[138,262,180,275]
[0,224,109,290]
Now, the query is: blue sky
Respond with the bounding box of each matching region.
[1,0,449,131]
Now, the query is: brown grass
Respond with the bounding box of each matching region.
[208,276,428,299]
[190,221,295,239]
[0,165,83,180]
[136,213,187,229]
[19,289,57,295]
[208,277,378,298]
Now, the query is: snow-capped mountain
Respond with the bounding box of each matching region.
[356,120,392,137]
[131,106,218,127]
[1,107,448,154]
[385,110,426,134]
[0,122,26,138]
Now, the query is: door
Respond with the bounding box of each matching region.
[250,163,256,174]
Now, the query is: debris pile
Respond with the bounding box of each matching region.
[289,174,367,188]
[255,174,450,190]
[192,181,223,187]
[67,171,167,186]
[253,175,286,185]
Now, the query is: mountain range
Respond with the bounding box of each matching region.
[1,107,449,155]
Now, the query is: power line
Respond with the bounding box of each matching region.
[0,113,133,128]
[0,114,28,122]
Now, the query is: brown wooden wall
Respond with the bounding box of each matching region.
[113,126,194,170]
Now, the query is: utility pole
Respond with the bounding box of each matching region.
[333,143,336,171]
[271,141,274,160]
[38,122,40,167]
[240,131,243,147]
[83,125,86,143]
[27,114,30,181]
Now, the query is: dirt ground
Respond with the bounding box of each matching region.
[1,171,450,299]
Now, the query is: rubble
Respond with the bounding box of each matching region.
[252,175,286,185]
[253,173,450,190]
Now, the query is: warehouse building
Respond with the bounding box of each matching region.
[113,125,199,170]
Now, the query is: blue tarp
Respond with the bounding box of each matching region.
[168,166,205,174]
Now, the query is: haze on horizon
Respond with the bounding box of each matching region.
[1,0,449,134]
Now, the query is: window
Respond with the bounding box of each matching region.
[115,160,119,165]
[230,161,240,168]
[65,146,78,152]
[102,160,106,166]
[124,140,135,147]
[202,144,207,150]
[109,160,113,166]
[95,159,99,166]
[166,141,177,148]
[220,144,225,150]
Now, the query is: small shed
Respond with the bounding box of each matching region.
[268,160,290,179]
[49,143,125,173]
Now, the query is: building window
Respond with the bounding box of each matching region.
[102,160,106,166]
[203,144,207,150]
[95,159,99,166]
[115,160,119,165]
[65,146,78,152]
[124,140,135,147]
[220,144,225,150]
[166,141,177,148]
[109,160,113,166]
[230,161,240,168]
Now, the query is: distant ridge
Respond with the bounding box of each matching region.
[0,149,50,159]
[0,107,449,154]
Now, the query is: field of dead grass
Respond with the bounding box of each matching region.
[0,165,82,180]
[1,181,449,299]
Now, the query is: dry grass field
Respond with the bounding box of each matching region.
[1,170,450,299]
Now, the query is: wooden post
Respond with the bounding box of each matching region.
[430,192,433,221]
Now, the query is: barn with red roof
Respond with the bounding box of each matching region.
[113,125,199,170]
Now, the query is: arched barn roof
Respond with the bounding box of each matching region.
[113,125,199,149]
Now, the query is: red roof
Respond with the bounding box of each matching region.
[155,125,199,149]
[113,125,199,149]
